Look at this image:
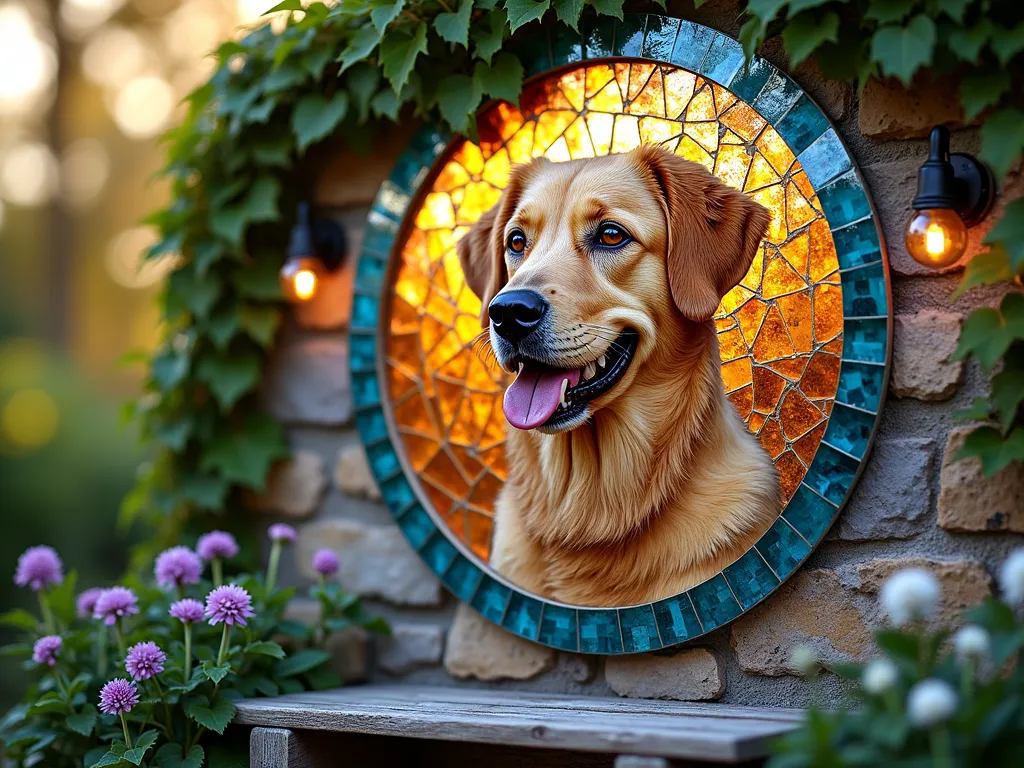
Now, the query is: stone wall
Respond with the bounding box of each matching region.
[250,1,1023,708]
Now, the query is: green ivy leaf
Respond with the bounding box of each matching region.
[66,707,97,737]
[505,0,549,32]
[206,302,242,349]
[338,24,384,73]
[179,472,230,510]
[586,0,624,19]
[292,92,349,153]
[171,266,220,320]
[954,397,992,423]
[991,22,1024,65]
[301,46,334,79]
[90,751,127,768]
[785,0,832,15]
[475,52,525,104]
[152,744,205,768]
[151,349,189,392]
[937,0,971,23]
[953,425,1024,475]
[870,15,936,85]
[201,412,288,489]
[864,0,915,25]
[123,730,159,766]
[275,648,333,677]
[956,243,1012,294]
[370,0,404,33]
[196,352,261,409]
[436,73,483,135]
[202,661,231,684]
[0,609,39,632]
[347,63,380,123]
[781,11,839,67]
[265,0,304,13]
[371,88,401,120]
[233,257,284,300]
[182,693,236,735]
[245,640,286,659]
[985,197,1024,273]
[959,70,1011,121]
[952,295,1024,371]
[980,107,1024,179]
[947,19,992,63]
[240,304,282,347]
[472,8,508,64]
[251,135,293,167]
[210,177,281,245]
[435,0,473,47]
[380,21,428,93]
[552,0,583,29]
[992,368,1024,432]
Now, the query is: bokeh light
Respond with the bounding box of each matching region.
[0,3,56,113]
[82,25,148,88]
[236,0,272,24]
[113,76,176,139]
[1,388,59,452]
[62,138,110,209]
[0,142,60,207]
[105,227,179,289]
[60,0,126,37]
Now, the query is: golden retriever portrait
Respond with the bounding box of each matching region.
[456,145,781,608]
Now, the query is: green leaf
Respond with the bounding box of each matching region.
[201,412,288,488]
[210,177,281,245]
[338,24,384,73]
[553,0,582,29]
[292,92,349,153]
[28,692,67,716]
[472,9,508,63]
[937,0,971,23]
[475,52,524,104]
[864,0,915,24]
[123,730,159,766]
[232,257,283,300]
[347,63,380,123]
[196,352,261,409]
[245,640,286,659]
[179,471,230,510]
[251,135,292,167]
[781,11,839,66]
[992,22,1024,65]
[152,743,206,768]
[586,0,623,19]
[953,426,1024,475]
[985,197,1024,272]
[436,73,483,135]
[371,88,402,120]
[870,15,936,85]
[183,693,236,735]
[981,107,1024,179]
[947,19,992,63]
[505,0,549,32]
[960,70,1011,121]
[0,609,38,632]
[380,21,428,93]
[992,368,1024,432]
[170,266,220,320]
[66,707,97,737]
[90,751,128,768]
[952,307,1008,370]
[370,0,404,33]
[435,0,473,47]
[265,0,303,13]
[957,243,1012,294]
[954,396,992,423]
[240,304,281,347]
[276,648,332,677]
[202,660,231,684]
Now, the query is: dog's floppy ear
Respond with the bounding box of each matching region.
[632,145,770,322]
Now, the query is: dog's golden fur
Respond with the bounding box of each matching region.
[457,145,781,607]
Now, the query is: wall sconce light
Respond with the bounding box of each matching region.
[279,202,347,303]
[905,126,995,269]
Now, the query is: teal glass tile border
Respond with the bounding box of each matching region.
[348,14,890,654]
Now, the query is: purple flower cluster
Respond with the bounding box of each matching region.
[169,598,204,624]
[204,584,255,627]
[93,587,139,626]
[32,635,62,667]
[125,641,166,681]
[98,678,139,716]
[14,546,63,591]
[268,523,296,543]
[76,588,103,619]
[154,546,202,589]
[196,531,239,561]
[312,548,339,577]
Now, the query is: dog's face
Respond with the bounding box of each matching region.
[457,145,769,434]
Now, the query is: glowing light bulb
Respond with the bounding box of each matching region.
[280,256,323,303]
[293,269,317,300]
[905,208,968,269]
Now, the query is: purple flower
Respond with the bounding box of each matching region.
[125,641,166,681]
[98,678,139,716]
[154,546,202,589]
[93,587,139,627]
[76,588,103,619]
[196,531,239,561]
[169,598,204,624]
[268,523,296,543]
[32,635,62,667]
[312,548,338,577]
[14,546,63,591]
[204,584,255,627]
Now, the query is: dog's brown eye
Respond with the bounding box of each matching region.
[597,224,628,247]
[507,230,527,254]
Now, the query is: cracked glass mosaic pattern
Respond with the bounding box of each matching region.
[385,61,845,561]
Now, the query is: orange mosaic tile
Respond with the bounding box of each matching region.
[385,62,844,558]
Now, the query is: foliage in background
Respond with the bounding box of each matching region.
[738,0,1024,471]
[127,0,645,564]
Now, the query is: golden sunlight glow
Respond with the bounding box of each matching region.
[82,26,147,88]
[105,228,179,289]
[1,388,59,452]
[62,138,110,208]
[0,142,59,207]
[0,4,55,113]
[60,0,127,37]
[113,76,176,139]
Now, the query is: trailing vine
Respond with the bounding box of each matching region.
[132,0,1021,563]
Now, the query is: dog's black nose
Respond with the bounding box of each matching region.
[488,290,548,343]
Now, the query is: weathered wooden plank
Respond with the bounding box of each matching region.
[250,727,321,768]
[235,685,800,763]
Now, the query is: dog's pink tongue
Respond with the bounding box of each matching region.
[503,365,581,430]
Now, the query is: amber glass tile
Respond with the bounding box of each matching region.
[385,61,845,559]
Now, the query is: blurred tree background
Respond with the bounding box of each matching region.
[0,0,278,706]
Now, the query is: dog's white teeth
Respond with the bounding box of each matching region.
[597,354,607,370]
[518,362,524,373]
[583,362,596,380]
[559,377,569,408]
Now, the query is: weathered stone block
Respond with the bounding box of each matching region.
[560,653,597,684]
[938,427,1024,533]
[891,311,964,400]
[244,449,327,518]
[605,649,724,701]
[859,76,965,140]
[376,623,445,675]
[856,557,992,629]
[262,335,352,426]
[334,444,382,501]
[281,599,368,683]
[731,570,869,676]
[837,437,935,540]
[443,604,555,681]
[297,519,442,606]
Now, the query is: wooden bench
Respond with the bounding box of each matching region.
[235,684,803,767]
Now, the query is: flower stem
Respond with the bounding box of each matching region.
[216,623,231,667]
[212,557,223,587]
[120,713,133,749]
[316,574,326,643]
[960,658,974,700]
[930,726,953,768]
[38,591,55,634]
[183,623,193,683]
[152,677,173,733]
[266,541,282,595]
[113,623,127,659]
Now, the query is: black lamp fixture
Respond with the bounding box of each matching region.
[279,202,347,303]
[905,126,996,269]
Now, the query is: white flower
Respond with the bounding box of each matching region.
[998,548,1024,605]
[906,679,958,728]
[953,625,990,663]
[880,568,940,626]
[862,658,899,695]
[789,644,819,677]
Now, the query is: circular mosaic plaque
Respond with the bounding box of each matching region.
[349,15,891,653]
